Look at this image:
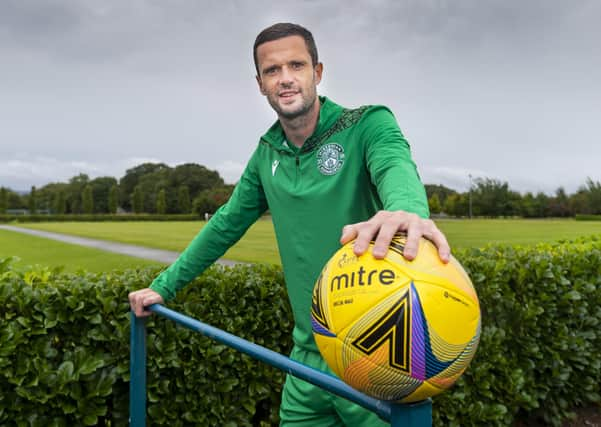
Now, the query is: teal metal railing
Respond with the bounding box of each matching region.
[129,304,432,426]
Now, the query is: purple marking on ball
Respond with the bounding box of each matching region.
[410,282,426,381]
[311,315,336,337]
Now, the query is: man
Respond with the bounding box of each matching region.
[129,22,450,426]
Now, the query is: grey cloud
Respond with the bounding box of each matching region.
[0,1,599,193]
[0,0,79,38]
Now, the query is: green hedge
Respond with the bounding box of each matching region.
[575,214,601,221]
[1,236,600,426]
[0,214,202,223]
[433,236,601,426]
[0,261,291,426]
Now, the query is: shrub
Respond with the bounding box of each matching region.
[0,261,290,426]
[575,214,601,221]
[0,236,600,426]
[432,236,601,426]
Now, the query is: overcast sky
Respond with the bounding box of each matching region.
[1,0,599,194]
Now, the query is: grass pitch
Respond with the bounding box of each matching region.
[15,217,601,266]
[18,219,279,264]
[435,218,601,249]
[0,229,163,272]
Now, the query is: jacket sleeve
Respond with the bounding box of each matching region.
[361,106,430,218]
[149,150,268,301]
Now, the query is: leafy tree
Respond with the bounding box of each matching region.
[584,177,601,214]
[53,191,66,214]
[548,187,572,217]
[7,190,25,209]
[569,188,590,215]
[0,187,7,214]
[118,162,226,213]
[90,177,118,213]
[108,185,119,214]
[132,186,144,214]
[166,163,225,213]
[178,185,191,214]
[170,163,225,195]
[443,193,468,217]
[82,185,94,214]
[137,168,170,213]
[428,193,441,215]
[37,182,68,212]
[520,192,537,218]
[119,163,169,211]
[66,174,90,214]
[28,186,37,214]
[534,192,551,217]
[471,177,521,217]
[156,189,167,214]
[193,185,235,215]
[425,184,457,208]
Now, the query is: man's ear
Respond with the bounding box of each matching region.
[314,62,323,85]
[256,75,266,95]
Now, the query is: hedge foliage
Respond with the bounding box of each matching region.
[433,235,601,426]
[0,214,201,223]
[575,214,601,221]
[0,261,291,426]
[1,236,600,426]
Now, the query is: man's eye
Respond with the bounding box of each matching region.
[265,68,277,75]
[292,62,303,69]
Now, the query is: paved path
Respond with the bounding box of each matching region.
[0,225,239,266]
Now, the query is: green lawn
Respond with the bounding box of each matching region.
[15,218,601,266]
[0,229,163,272]
[18,218,280,264]
[435,218,601,249]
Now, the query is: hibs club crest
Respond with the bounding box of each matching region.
[317,143,345,175]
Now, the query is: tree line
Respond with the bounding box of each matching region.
[0,163,234,216]
[425,177,601,217]
[1,166,600,218]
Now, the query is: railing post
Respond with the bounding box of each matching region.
[390,399,432,427]
[129,312,147,427]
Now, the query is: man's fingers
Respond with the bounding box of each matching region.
[128,291,148,317]
[403,216,423,261]
[353,221,380,255]
[425,226,451,263]
[410,219,451,263]
[340,224,358,245]
[372,215,406,259]
[128,289,164,318]
[341,221,377,255]
[342,212,452,264]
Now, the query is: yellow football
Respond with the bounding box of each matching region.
[311,233,481,403]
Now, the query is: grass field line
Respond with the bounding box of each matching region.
[0,225,239,266]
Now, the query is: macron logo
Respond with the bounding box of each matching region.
[272,160,279,176]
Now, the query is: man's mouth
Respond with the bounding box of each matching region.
[279,90,299,99]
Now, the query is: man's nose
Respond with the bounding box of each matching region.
[279,66,294,85]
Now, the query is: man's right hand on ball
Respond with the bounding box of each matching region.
[128,288,164,317]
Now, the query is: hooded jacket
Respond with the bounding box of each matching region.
[150,96,429,352]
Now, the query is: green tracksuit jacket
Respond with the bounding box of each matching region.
[150,96,429,353]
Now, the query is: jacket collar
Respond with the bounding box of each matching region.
[260,96,344,152]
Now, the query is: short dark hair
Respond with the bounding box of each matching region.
[253,23,319,75]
